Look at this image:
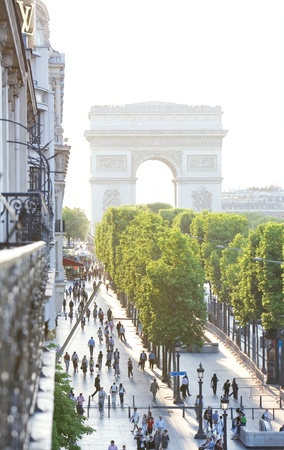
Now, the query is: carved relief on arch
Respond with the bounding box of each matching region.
[131,150,181,178]
[192,186,212,211]
[103,189,121,211]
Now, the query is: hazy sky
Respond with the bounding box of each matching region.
[43,0,284,219]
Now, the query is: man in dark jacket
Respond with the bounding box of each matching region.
[91,374,100,398]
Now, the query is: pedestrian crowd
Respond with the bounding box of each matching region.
[62,275,167,449]
[130,408,170,450]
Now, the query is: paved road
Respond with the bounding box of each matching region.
[56,280,284,449]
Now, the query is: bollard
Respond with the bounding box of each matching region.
[108,394,110,418]
[133,395,135,407]
[128,406,131,418]
[240,395,243,409]
[260,396,262,408]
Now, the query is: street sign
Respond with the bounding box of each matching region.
[170,371,187,376]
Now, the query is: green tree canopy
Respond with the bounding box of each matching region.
[115,210,206,348]
[95,206,141,280]
[63,207,90,245]
[144,202,173,214]
[140,228,206,348]
[191,212,249,297]
[172,210,196,233]
[115,209,166,302]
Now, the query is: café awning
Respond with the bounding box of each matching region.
[63,257,83,267]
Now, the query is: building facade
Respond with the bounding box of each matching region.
[222,186,284,217]
[0,0,69,447]
[85,102,227,230]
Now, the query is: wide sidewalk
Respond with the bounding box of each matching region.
[55,280,284,450]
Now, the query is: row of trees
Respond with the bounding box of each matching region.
[95,205,284,343]
[96,205,207,350]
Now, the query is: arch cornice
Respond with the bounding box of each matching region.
[85,133,226,148]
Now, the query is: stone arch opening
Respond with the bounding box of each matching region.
[136,159,175,206]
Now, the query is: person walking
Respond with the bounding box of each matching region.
[113,348,120,360]
[148,350,155,369]
[223,379,230,398]
[154,415,165,435]
[76,393,85,415]
[98,386,108,415]
[108,440,118,450]
[118,383,126,406]
[203,405,213,433]
[230,378,239,400]
[107,307,112,321]
[147,436,155,449]
[97,327,103,343]
[81,355,88,375]
[63,352,70,371]
[109,319,114,334]
[180,375,190,398]
[147,414,154,435]
[113,358,120,377]
[141,413,148,435]
[211,373,219,395]
[153,430,161,450]
[89,356,95,374]
[108,335,115,353]
[71,351,79,373]
[88,336,95,356]
[106,349,112,368]
[91,374,101,398]
[97,350,103,370]
[212,409,219,434]
[110,382,118,406]
[119,325,126,342]
[93,304,98,321]
[217,415,224,439]
[134,428,145,450]
[130,407,140,433]
[160,430,170,450]
[127,358,133,378]
[139,351,147,370]
[150,378,159,401]
[116,321,122,336]
[81,315,86,330]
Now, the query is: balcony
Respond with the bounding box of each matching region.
[0,192,53,249]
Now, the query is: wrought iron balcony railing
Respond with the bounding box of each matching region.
[0,192,53,249]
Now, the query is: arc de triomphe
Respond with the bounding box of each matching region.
[85,102,227,230]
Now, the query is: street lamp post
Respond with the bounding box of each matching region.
[173,342,184,405]
[194,362,206,439]
[221,396,229,450]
